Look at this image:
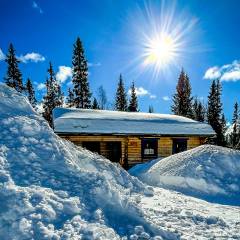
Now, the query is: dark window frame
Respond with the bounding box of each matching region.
[141,138,158,159]
[172,138,188,154]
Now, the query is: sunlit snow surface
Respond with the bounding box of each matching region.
[130,145,240,205]
[0,84,239,239]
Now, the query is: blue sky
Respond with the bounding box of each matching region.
[0,0,240,121]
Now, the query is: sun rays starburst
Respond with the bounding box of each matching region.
[144,32,177,67]
[121,1,204,81]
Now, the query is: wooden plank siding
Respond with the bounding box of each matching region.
[58,135,207,167]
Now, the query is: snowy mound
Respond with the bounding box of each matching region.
[0,84,163,239]
[134,145,240,205]
[1,84,240,239]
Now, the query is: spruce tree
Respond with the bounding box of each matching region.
[148,105,154,113]
[230,123,238,148]
[72,37,91,108]
[197,101,206,122]
[221,113,227,133]
[232,102,239,124]
[229,102,239,148]
[25,78,37,109]
[128,81,138,112]
[171,69,193,118]
[207,79,225,146]
[92,97,100,109]
[192,98,198,120]
[97,85,107,110]
[192,97,205,122]
[115,74,128,111]
[4,43,24,92]
[42,62,64,128]
[66,88,75,107]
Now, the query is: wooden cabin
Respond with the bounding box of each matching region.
[53,108,215,168]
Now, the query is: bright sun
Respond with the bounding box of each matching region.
[144,33,177,68]
[125,2,200,79]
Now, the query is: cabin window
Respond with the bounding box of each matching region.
[141,138,158,159]
[172,139,188,154]
[82,141,100,154]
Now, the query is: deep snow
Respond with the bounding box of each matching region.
[130,145,240,205]
[0,84,240,239]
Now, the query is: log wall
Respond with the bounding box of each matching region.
[58,134,206,167]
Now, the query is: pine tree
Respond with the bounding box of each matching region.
[192,98,198,119]
[207,79,225,146]
[4,43,24,92]
[42,62,64,128]
[128,81,138,112]
[115,74,128,111]
[229,102,239,148]
[221,113,227,133]
[25,78,37,109]
[192,97,205,122]
[92,97,100,109]
[232,102,239,124]
[72,37,91,108]
[197,101,206,122]
[230,123,238,148]
[148,105,154,113]
[171,69,193,118]
[66,88,75,107]
[97,85,107,110]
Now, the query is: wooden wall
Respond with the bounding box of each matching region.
[59,134,206,167]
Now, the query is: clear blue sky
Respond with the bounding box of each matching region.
[0,0,240,122]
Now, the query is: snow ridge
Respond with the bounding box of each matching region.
[0,84,167,239]
[132,144,240,205]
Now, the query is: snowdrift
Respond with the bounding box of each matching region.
[0,84,166,239]
[1,84,240,239]
[132,145,240,205]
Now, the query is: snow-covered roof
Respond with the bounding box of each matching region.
[53,108,215,136]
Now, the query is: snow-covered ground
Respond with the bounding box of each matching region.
[0,83,240,239]
[130,145,240,205]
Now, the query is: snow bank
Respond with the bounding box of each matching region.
[133,145,240,205]
[0,84,165,239]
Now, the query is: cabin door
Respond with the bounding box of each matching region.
[106,142,122,163]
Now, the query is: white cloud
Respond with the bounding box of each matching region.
[204,66,221,80]
[204,60,240,82]
[162,96,170,101]
[19,52,45,63]
[0,48,5,61]
[128,86,157,100]
[37,83,45,90]
[56,66,72,83]
[135,87,149,96]
[221,71,240,82]
[150,94,157,99]
[88,62,101,67]
[32,1,43,14]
